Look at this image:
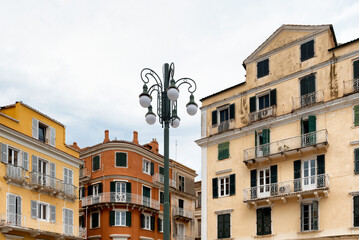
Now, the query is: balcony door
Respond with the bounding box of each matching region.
[115,182,126,202]
[38,159,48,185]
[7,194,21,226]
[258,169,270,198]
[143,186,151,207]
[300,75,316,107]
[302,159,316,191]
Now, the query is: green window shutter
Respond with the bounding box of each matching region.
[212,178,218,199]
[308,75,316,94]
[263,129,270,144]
[229,174,235,196]
[308,116,317,133]
[212,110,218,125]
[32,155,38,172]
[126,211,131,226]
[140,214,144,228]
[250,170,257,187]
[223,214,230,238]
[218,142,229,160]
[355,149,359,174]
[98,183,103,194]
[354,60,359,79]
[354,105,359,126]
[270,89,277,106]
[257,208,263,235]
[217,214,223,239]
[157,218,162,232]
[126,182,132,202]
[229,104,235,119]
[109,211,115,226]
[160,191,164,204]
[151,216,155,231]
[270,165,277,183]
[250,96,257,113]
[255,130,257,147]
[294,160,302,192]
[88,185,93,196]
[312,201,318,230]
[150,162,154,175]
[110,182,116,192]
[300,77,308,96]
[354,196,359,227]
[93,155,100,171]
[317,155,325,175]
[159,166,164,175]
[263,208,271,235]
[116,152,127,167]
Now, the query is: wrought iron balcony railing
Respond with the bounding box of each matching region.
[344,78,359,95]
[5,164,27,183]
[79,168,90,179]
[81,192,160,210]
[29,171,64,193]
[0,213,86,238]
[209,120,235,135]
[243,129,328,162]
[152,173,177,188]
[243,173,329,202]
[173,207,194,219]
[63,183,78,199]
[292,90,324,110]
[249,106,275,123]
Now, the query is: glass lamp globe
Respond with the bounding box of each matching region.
[167,87,179,101]
[139,94,152,108]
[171,117,180,128]
[186,103,198,116]
[145,112,156,125]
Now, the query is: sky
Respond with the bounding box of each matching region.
[0,0,359,180]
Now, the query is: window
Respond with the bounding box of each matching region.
[142,186,151,207]
[301,40,314,62]
[91,212,100,229]
[160,191,164,204]
[179,199,184,209]
[32,118,56,146]
[355,148,359,174]
[301,201,318,231]
[143,159,151,174]
[179,175,185,192]
[115,211,126,226]
[257,169,270,198]
[110,211,131,227]
[63,208,73,235]
[354,60,359,92]
[79,187,84,199]
[217,213,230,239]
[300,74,316,107]
[141,214,153,230]
[257,207,271,235]
[158,217,163,232]
[64,168,74,195]
[257,58,269,78]
[218,142,229,160]
[79,215,85,228]
[8,147,19,165]
[197,192,201,208]
[211,104,235,126]
[31,200,55,222]
[354,105,359,127]
[6,194,21,226]
[212,174,235,199]
[178,223,185,237]
[37,202,48,220]
[255,129,270,157]
[249,89,276,113]
[93,184,100,196]
[92,155,100,171]
[354,196,359,227]
[115,152,127,167]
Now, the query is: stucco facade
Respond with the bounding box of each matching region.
[197,25,359,239]
[79,130,197,240]
[0,102,84,240]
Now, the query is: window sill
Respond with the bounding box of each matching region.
[115,166,128,168]
[348,227,359,230]
[141,228,153,231]
[297,229,321,234]
[216,238,233,240]
[90,227,101,230]
[254,233,275,238]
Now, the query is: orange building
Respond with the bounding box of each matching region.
[78,130,197,240]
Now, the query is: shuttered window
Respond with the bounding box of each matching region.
[354,196,359,227]
[92,155,100,171]
[63,208,73,235]
[115,152,127,167]
[257,59,269,78]
[212,104,236,127]
[91,212,99,228]
[257,207,271,235]
[301,201,318,231]
[301,40,315,62]
[355,149,359,174]
[217,213,230,239]
[354,105,359,127]
[354,60,359,79]
[109,211,131,227]
[160,191,164,204]
[216,174,235,197]
[218,142,230,160]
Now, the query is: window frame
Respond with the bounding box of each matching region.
[36,201,50,222]
[256,91,271,111]
[7,146,20,166]
[158,217,163,233]
[301,200,319,232]
[179,175,185,192]
[300,39,315,62]
[218,142,230,160]
[142,159,151,175]
[256,207,272,236]
[114,211,126,227]
[90,211,100,229]
[143,214,151,230]
[219,176,230,197]
[257,58,269,79]
[115,152,128,168]
[92,155,101,172]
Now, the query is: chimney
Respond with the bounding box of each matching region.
[103,130,110,143]
[133,131,139,144]
[71,142,81,150]
[148,138,159,154]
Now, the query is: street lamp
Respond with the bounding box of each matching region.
[139,63,197,240]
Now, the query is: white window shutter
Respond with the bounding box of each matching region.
[32,155,38,172]
[64,168,68,184]
[49,127,56,147]
[50,205,56,222]
[31,200,37,219]
[32,118,39,139]
[1,143,8,163]
[22,152,29,171]
[69,169,73,184]
[50,162,56,178]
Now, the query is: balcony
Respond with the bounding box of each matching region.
[0,213,86,239]
[292,90,324,110]
[243,174,329,206]
[4,164,28,184]
[249,106,275,123]
[29,171,64,195]
[243,129,328,163]
[79,168,90,181]
[172,207,193,221]
[152,173,177,188]
[63,183,78,200]
[344,78,359,95]
[174,236,194,240]
[81,192,160,210]
[209,120,235,135]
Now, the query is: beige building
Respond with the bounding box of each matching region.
[196,24,359,239]
[194,181,202,240]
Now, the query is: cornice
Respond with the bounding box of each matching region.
[0,124,82,167]
[196,93,359,148]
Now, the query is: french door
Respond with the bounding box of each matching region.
[258,169,270,198]
[302,160,316,190]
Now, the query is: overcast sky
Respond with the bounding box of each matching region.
[1,0,358,180]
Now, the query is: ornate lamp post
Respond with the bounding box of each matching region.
[139,63,198,240]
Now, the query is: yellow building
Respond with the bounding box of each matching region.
[196,24,359,239]
[0,102,85,240]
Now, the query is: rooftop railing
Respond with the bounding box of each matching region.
[344,78,359,95]
[152,173,177,188]
[81,192,160,210]
[0,213,86,238]
[249,106,275,123]
[243,173,329,202]
[243,129,328,162]
[173,207,194,219]
[292,90,324,110]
